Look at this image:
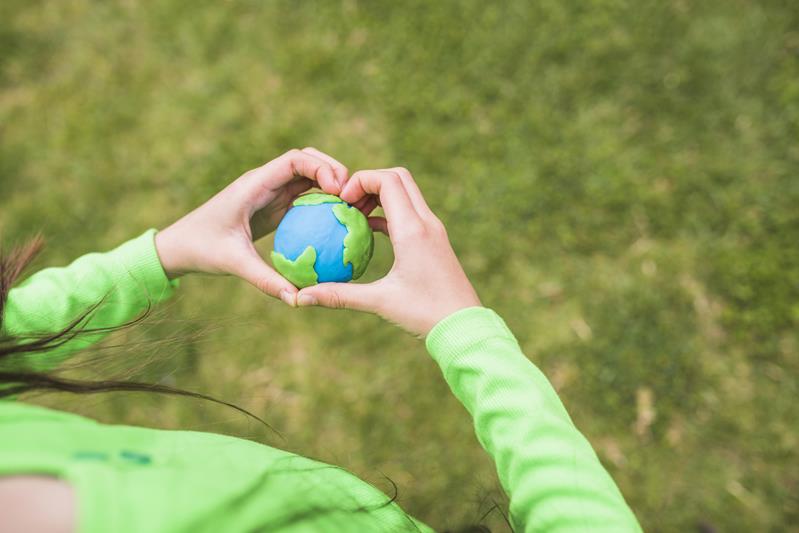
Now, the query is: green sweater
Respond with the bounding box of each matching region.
[0,230,641,532]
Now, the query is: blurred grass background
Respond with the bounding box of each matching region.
[2,0,798,531]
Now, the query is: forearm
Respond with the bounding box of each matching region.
[426,307,641,532]
[1,230,178,370]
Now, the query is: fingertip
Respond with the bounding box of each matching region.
[339,178,361,203]
[279,289,298,307]
[333,167,349,193]
[320,164,342,195]
[301,147,349,190]
[297,292,318,307]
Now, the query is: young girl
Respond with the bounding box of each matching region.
[0,148,641,532]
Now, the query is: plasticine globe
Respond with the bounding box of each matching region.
[271,193,374,288]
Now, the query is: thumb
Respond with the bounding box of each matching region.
[231,249,298,306]
[297,282,377,312]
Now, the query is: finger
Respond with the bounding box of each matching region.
[301,147,348,191]
[352,195,379,216]
[340,170,425,237]
[368,216,388,235]
[243,149,339,203]
[248,177,315,240]
[296,281,378,313]
[230,248,298,306]
[380,167,435,219]
[361,196,380,215]
[352,196,370,211]
[285,177,314,200]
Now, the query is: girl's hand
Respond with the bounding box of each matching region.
[155,148,349,306]
[295,168,481,337]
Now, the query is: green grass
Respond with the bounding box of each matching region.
[2,1,798,530]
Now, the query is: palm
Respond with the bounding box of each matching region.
[248,177,313,241]
[156,149,345,304]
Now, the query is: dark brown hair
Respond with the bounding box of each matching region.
[0,236,499,531]
[0,236,268,427]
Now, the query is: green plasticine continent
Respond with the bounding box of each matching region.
[292,193,343,206]
[270,246,318,288]
[332,203,374,280]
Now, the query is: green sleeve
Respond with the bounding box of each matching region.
[1,230,178,370]
[426,307,641,532]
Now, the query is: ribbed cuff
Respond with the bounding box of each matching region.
[425,307,517,371]
[107,229,179,303]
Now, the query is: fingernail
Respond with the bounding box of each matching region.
[280,290,296,307]
[297,293,318,307]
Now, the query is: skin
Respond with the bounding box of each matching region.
[153,147,349,306]
[0,476,75,533]
[296,167,482,336]
[1,149,480,531]
[156,149,480,335]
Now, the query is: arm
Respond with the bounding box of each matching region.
[296,167,641,532]
[1,230,177,369]
[2,148,352,369]
[427,307,641,532]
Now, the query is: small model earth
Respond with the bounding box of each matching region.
[271,193,374,288]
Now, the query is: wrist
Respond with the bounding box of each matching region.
[421,292,482,337]
[154,225,189,280]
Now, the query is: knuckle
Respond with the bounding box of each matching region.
[429,217,447,237]
[256,277,281,297]
[327,291,347,309]
[386,172,403,187]
[403,222,428,240]
[320,162,334,177]
[286,148,303,159]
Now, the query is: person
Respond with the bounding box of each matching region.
[0,148,642,532]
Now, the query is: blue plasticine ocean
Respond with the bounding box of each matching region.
[273,203,353,283]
